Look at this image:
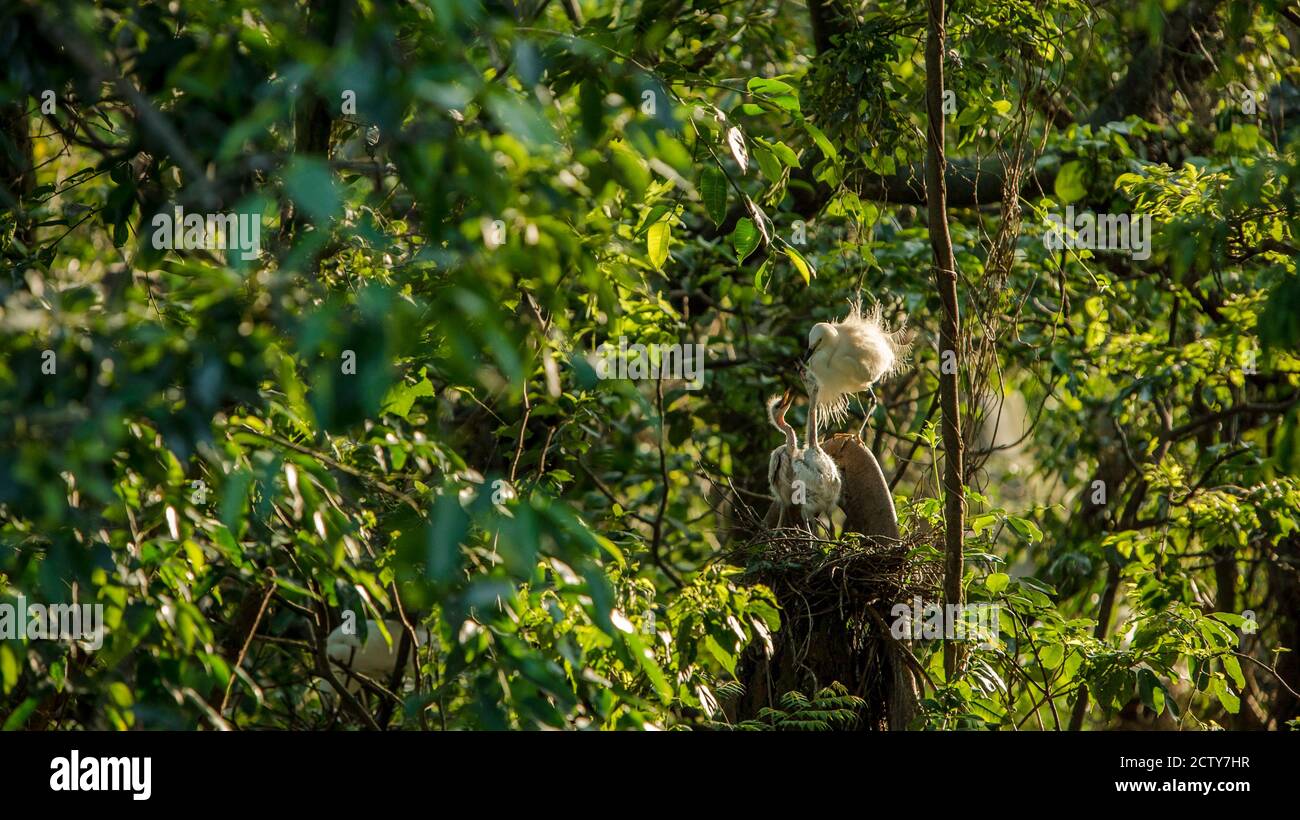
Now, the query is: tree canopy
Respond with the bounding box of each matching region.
[1,0,1298,730]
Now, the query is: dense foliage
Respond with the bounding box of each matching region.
[1,0,1298,730]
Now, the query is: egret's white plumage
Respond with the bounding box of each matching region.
[766,389,799,518]
[327,619,427,689]
[806,297,910,426]
[791,368,842,535]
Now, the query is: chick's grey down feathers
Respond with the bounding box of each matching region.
[766,390,798,516]
[790,369,842,535]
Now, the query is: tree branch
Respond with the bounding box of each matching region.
[926,0,966,681]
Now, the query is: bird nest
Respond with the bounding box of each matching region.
[727,526,943,729]
[735,527,944,618]
[720,428,941,727]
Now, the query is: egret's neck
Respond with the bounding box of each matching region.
[805,384,819,449]
[777,410,797,452]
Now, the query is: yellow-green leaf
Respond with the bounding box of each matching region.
[0,644,17,694]
[785,246,815,284]
[647,220,670,268]
[1055,161,1087,204]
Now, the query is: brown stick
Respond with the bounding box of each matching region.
[218,576,278,716]
[925,0,966,682]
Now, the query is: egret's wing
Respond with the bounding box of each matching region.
[837,323,895,384]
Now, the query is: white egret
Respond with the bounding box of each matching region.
[791,367,842,536]
[806,297,910,429]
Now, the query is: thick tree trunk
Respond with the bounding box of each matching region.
[925,0,965,681]
[280,0,342,248]
[807,0,851,54]
[2,102,35,250]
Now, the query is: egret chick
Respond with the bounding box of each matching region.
[806,297,910,429]
[792,367,842,537]
[766,388,799,520]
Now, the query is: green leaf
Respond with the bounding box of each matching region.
[759,138,800,168]
[804,122,837,163]
[1222,655,1245,689]
[732,218,760,262]
[747,77,795,96]
[955,105,983,127]
[579,79,604,139]
[283,158,343,223]
[647,220,670,268]
[753,257,771,292]
[700,167,728,226]
[0,644,17,694]
[704,633,737,676]
[1138,669,1166,716]
[1054,161,1087,204]
[770,95,801,114]
[752,145,784,182]
[1007,516,1043,543]
[485,91,555,145]
[785,246,815,284]
[627,633,673,701]
[1038,642,1064,669]
[1211,612,1247,628]
[1211,677,1241,714]
[108,681,133,708]
[985,572,1010,594]
[1,697,39,730]
[382,376,436,420]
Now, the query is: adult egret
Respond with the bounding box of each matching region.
[806,297,910,429]
[326,619,427,690]
[791,367,842,536]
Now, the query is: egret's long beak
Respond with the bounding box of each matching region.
[804,340,821,364]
